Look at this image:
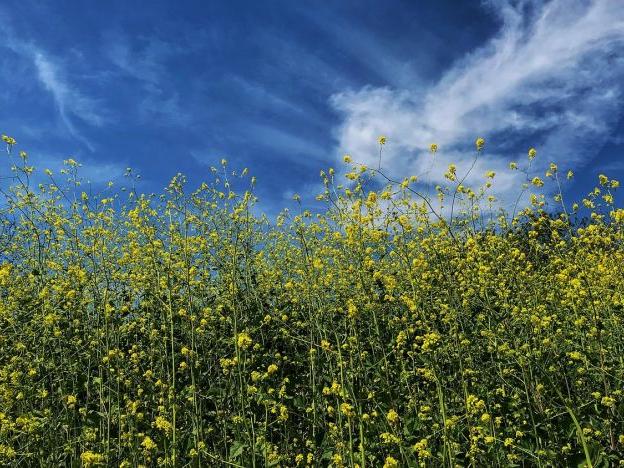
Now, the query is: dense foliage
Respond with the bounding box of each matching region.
[0,134,623,467]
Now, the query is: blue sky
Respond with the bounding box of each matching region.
[1,0,623,216]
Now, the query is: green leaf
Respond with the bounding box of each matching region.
[228,441,246,460]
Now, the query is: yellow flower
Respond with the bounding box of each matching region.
[386,409,399,424]
[80,451,104,467]
[278,404,289,421]
[378,135,387,145]
[568,351,583,361]
[155,415,173,434]
[429,143,438,153]
[380,432,401,444]
[383,456,399,468]
[236,332,253,350]
[445,164,457,181]
[601,396,616,408]
[396,330,407,347]
[340,402,354,417]
[0,264,12,285]
[475,137,485,151]
[267,364,279,375]
[531,177,544,187]
[2,134,16,145]
[528,147,537,159]
[346,300,358,318]
[413,438,430,458]
[343,154,352,163]
[141,436,157,451]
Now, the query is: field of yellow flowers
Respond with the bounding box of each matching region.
[0,134,623,467]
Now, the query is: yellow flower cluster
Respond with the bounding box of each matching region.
[0,134,622,466]
[2,134,16,145]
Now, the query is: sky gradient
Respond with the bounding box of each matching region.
[1,0,623,215]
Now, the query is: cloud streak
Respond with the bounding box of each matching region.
[104,33,193,127]
[31,52,103,151]
[0,17,105,151]
[331,0,624,206]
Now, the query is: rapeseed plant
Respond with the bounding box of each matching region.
[0,132,622,466]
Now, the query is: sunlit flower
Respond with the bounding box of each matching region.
[383,456,399,468]
[2,134,16,145]
[386,409,399,424]
[236,332,253,349]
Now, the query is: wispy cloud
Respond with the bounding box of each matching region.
[331,0,624,205]
[104,31,187,91]
[0,17,105,151]
[297,5,434,91]
[105,32,192,126]
[230,75,322,120]
[31,52,104,151]
[244,123,328,162]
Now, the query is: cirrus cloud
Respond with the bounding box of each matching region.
[331,0,624,207]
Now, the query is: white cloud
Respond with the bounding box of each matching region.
[0,19,105,151]
[105,33,178,86]
[31,52,104,151]
[331,0,624,208]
